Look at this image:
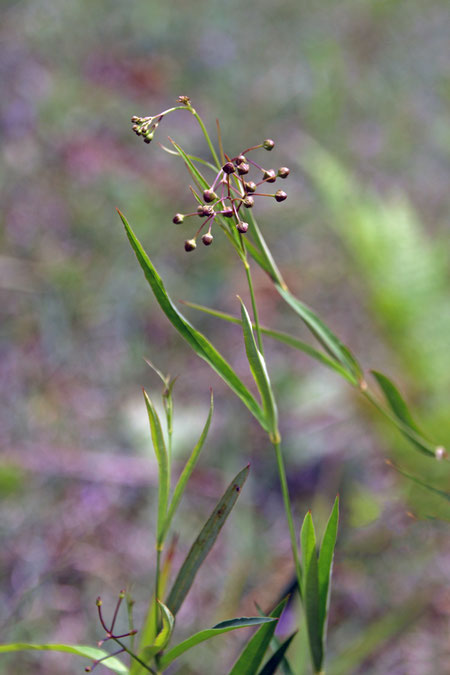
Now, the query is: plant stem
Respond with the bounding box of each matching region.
[189,108,221,169]
[244,261,264,355]
[112,637,156,674]
[272,437,303,593]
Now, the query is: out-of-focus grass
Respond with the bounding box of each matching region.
[1,0,449,672]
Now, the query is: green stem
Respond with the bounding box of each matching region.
[189,108,221,169]
[272,437,303,595]
[244,261,264,355]
[112,637,156,674]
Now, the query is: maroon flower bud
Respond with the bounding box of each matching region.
[203,189,217,203]
[277,166,290,178]
[243,196,254,208]
[275,189,287,202]
[263,139,275,151]
[222,207,233,218]
[132,124,141,134]
[263,169,277,183]
[172,213,184,224]
[236,154,246,165]
[237,163,250,175]
[237,221,249,233]
[184,238,197,251]
[244,181,257,193]
[197,204,214,217]
[131,116,140,123]
[202,233,213,245]
[222,161,235,174]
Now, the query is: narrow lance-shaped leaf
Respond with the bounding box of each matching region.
[118,210,267,431]
[258,632,297,675]
[143,390,169,543]
[166,465,249,616]
[181,300,357,384]
[159,617,276,669]
[162,390,214,540]
[239,298,278,437]
[300,511,322,673]
[0,644,129,674]
[140,601,174,661]
[228,596,288,675]
[371,370,435,456]
[245,210,287,289]
[318,497,339,646]
[276,284,361,381]
[388,461,450,502]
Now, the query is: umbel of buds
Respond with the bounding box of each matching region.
[130,102,290,252]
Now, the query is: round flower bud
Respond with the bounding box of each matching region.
[263,169,277,183]
[277,166,290,179]
[243,196,255,208]
[237,221,249,233]
[275,190,287,202]
[236,154,246,165]
[203,189,218,203]
[131,115,140,123]
[237,163,250,175]
[222,207,233,218]
[172,213,184,224]
[263,139,275,151]
[184,238,197,252]
[244,181,257,193]
[197,204,214,217]
[202,233,213,246]
[132,124,141,134]
[222,161,235,174]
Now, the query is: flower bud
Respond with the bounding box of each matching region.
[222,207,233,218]
[172,213,184,224]
[243,196,254,208]
[277,166,290,178]
[184,238,197,251]
[275,190,287,202]
[237,221,249,233]
[222,161,235,174]
[131,115,140,123]
[263,169,277,183]
[144,131,154,144]
[132,124,141,135]
[236,154,246,165]
[244,181,257,193]
[202,233,213,246]
[197,204,214,217]
[203,189,217,203]
[237,163,250,175]
[263,139,275,151]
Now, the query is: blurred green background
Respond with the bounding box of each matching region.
[1,0,449,673]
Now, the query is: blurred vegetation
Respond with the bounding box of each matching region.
[1,0,449,673]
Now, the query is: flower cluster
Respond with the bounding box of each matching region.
[173,142,290,251]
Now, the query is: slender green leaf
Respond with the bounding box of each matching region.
[228,597,287,675]
[239,299,278,437]
[276,285,360,380]
[244,237,274,278]
[143,390,169,542]
[0,644,128,674]
[258,632,297,675]
[159,143,217,171]
[181,300,356,384]
[245,211,287,289]
[118,210,267,430]
[371,370,434,455]
[300,512,322,673]
[162,390,214,538]
[166,465,249,615]
[318,497,339,645]
[159,617,275,669]
[169,138,210,192]
[130,594,157,675]
[141,601,174,660]
[390,463,450,502]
